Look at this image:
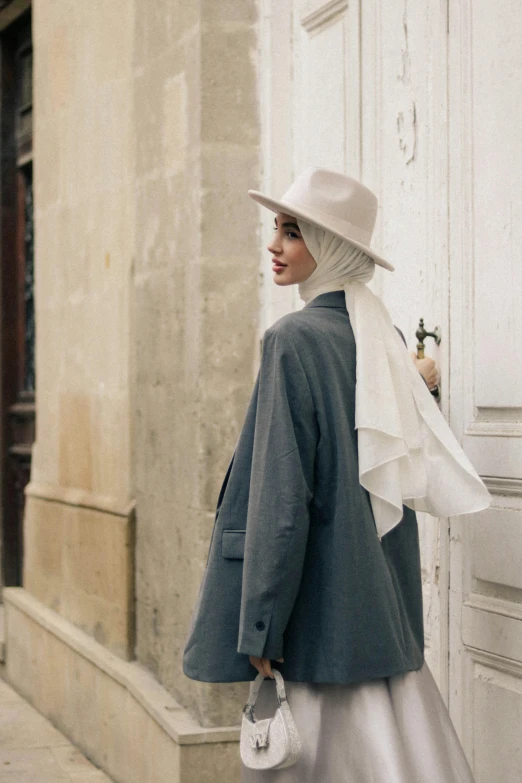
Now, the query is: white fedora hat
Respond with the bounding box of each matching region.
[248,167,394,272]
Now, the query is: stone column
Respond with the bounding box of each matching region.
[23,0,137,660]
[132,0,261,728]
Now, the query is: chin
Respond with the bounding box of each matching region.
[273,273,294,287]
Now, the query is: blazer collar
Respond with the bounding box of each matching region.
[303,290,347,309]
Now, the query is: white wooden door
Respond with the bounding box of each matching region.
[259,1,522,776]
[448,1,522,779]
[259,0,448,692]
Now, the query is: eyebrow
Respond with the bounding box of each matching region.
[274,219,301,232]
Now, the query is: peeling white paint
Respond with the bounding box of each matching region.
[397,100,417,164]
[398,0,412,86]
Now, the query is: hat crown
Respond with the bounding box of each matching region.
[282,167,378,237]
[247,166,394,270]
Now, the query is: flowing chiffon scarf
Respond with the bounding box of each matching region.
[296,219,491,540]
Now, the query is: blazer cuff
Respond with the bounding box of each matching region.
[237,617,283,660]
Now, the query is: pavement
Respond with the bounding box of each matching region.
[0,672,114,782]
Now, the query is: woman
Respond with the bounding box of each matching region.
[183,168,491,781]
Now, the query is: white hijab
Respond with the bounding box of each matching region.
[296,219,491,540]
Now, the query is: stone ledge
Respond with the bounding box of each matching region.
[22,495,135,659]
[3,588,240,746]
[25,482,136,519]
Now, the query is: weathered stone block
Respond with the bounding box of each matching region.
[23,493,135,659]
[201,25,259,145]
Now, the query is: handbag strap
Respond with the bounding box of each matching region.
[243,669,287,722]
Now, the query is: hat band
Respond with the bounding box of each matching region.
[283,199,373,247]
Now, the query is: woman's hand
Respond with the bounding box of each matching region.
[249,656,284,678]
[410,352,438,390]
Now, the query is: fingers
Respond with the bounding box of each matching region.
[428,369,439,388]
[248,656,270,677]
[248,656,281,678]
[260,658,274,678]
[413,356,439,388]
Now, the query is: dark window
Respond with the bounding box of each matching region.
[0,6,34,587]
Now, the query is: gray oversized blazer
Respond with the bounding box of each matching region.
[183,290,424,684]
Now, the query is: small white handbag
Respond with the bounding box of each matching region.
[240,669,302,770]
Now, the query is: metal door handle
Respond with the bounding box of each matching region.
[415,319,441,398]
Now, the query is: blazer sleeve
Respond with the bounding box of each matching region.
[237,325,317,660]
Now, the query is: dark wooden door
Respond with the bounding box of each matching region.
[0,6,34,587]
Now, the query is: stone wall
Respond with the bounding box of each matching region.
[131,0,261,728]
[27,0,137,658]
[27,0,261,730]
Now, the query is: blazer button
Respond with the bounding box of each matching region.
[255,621,265,631]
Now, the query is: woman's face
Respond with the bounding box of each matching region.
[266,212,317,285]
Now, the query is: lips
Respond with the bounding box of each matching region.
[272,258,287,269]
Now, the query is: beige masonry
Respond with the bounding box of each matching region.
[23,489,135,659]
[4,588,241,783]
[4,1,262,781]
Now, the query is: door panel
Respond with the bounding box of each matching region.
[448,0,522,778]
[292,0,358,175]
[472,668,522,781]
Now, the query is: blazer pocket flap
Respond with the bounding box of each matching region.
[221,529,246,560]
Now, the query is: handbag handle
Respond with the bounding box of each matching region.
[243,669,287,723]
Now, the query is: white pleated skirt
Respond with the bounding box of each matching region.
[240,661,475,783]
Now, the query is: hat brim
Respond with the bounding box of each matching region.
[248,189,395,272]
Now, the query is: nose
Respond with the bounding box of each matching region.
[267,235,282,255]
